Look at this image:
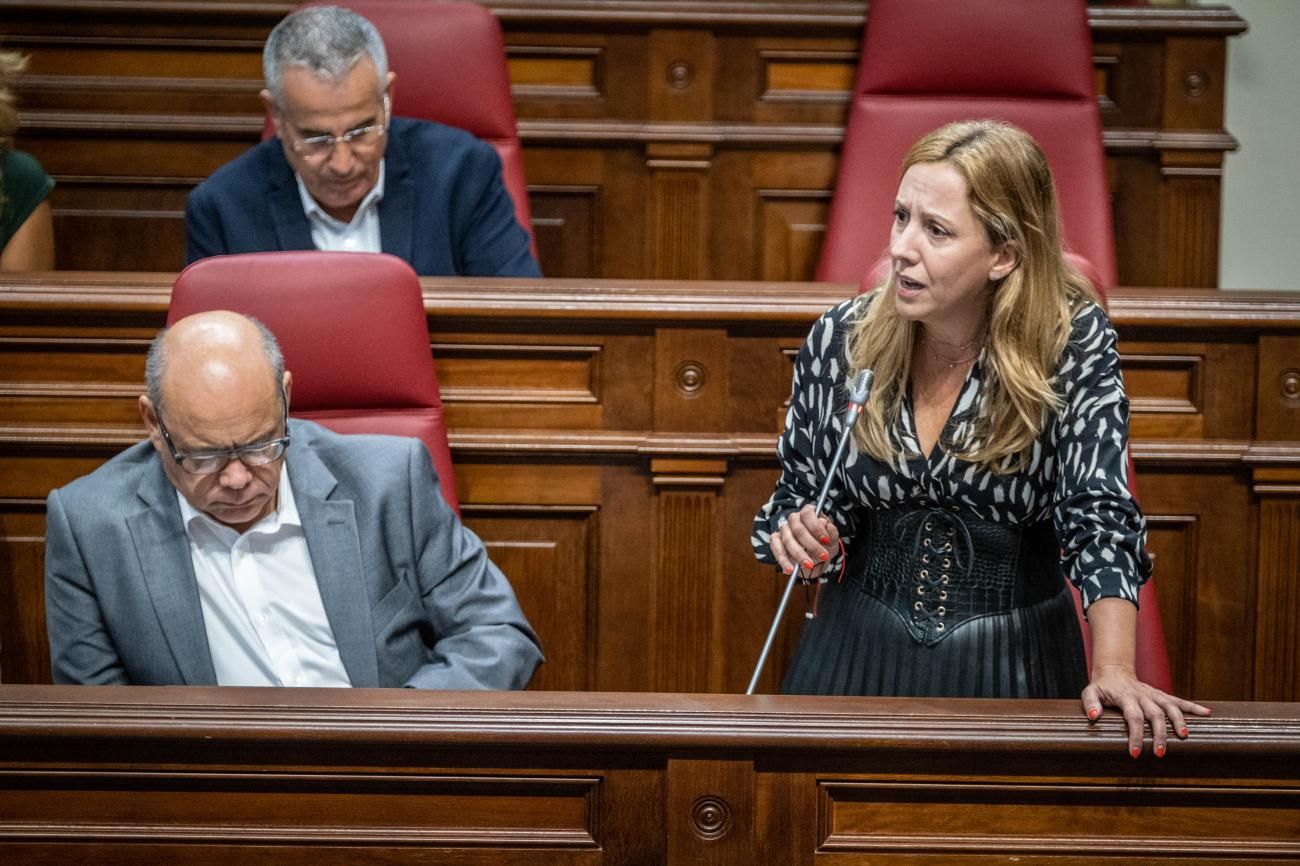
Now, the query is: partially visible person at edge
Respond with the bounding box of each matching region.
[752,120,1210,757]
[0,50,54,271]
[184,5,539,277]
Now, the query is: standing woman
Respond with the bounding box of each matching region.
[753,120,1209,756]
[1,50,54,271]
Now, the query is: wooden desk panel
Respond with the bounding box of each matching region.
[0,687,1297,864]
[1,275,1298,702]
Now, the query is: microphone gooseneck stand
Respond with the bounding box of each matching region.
[746,369,874,695]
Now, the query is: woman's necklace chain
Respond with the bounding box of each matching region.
[920,337,982,370]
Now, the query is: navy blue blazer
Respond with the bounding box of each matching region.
[185,117,541,277]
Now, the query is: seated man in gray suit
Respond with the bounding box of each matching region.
[44,311,542,688]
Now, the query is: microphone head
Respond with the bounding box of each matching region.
[849,369,874,404]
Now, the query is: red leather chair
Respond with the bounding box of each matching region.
[819,0,1116,290]
[835,0,1171,691]
[168,250,460,514]
[270,0,535,253]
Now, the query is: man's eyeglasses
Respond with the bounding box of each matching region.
[156,387,291,476]
[288,96,390,162]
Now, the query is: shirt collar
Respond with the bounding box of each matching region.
[177,462,301,541]
[295,159,386,229]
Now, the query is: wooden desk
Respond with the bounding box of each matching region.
[0,687,1297,864]
[1,275,1298,701]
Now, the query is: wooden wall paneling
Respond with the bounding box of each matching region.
[1253,478,1300,703]
[459,501,598,693]
[1108,151,1163,288]
[1155,34,1232,288]
[1122,336,1255,442]
[1257,335,1300,442]
[595,460,657,692]
[0,501,51,685]
[718,35,858,126]
[522,146,650,279]
[665,757,755,862]
[646,143,713,280]
[1157,162,1222,288]
[1250,331,1300,701]
[731,150,840,284]
[1132,462,1255,700]
[651,459,725,693]
[1142,510,1201,699]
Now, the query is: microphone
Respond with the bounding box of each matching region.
[746,368,874,695]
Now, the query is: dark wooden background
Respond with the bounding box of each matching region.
[0,0,1245,286]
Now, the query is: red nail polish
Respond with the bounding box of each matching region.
[819,535,830,544]
[1087,707,1098,721]
[1179,727,1188,738]
[802,559,814,570]
[1154,744,1166,758]
[819,551,830,562]
[783,563,794,574]
[1130,746,1140,759]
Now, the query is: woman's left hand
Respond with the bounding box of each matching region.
[1081,664,1211,757]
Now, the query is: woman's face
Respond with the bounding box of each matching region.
[889,161,1015,339]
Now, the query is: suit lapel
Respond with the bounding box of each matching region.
[288,436,380,688]
[128,466,218,685]
[266,144,315,251]
[379,123,416,267]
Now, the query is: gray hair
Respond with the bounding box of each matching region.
[263,5,389,105]
[146,316,286,416]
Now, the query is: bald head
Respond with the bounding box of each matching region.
[145,311,285,416]
[139,312,292,533]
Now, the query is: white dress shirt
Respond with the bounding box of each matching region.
[177,464,352,687]
[295,160,386,253]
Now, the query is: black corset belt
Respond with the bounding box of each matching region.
[845,506,1066,647]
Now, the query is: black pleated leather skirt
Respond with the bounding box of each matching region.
[781,508,1088,699]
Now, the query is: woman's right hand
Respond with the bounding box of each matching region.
[770,504,839,580]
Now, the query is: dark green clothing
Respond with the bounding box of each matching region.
[1,147,54,250]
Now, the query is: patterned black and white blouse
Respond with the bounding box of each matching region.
[752,294,1152,609]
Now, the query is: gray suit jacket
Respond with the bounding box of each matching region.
[44,420,542,688]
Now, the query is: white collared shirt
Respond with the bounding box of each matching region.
[177,464,352,687]
[295,160,386,253]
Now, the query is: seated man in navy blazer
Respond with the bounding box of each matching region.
[45,310,543,688]
[185,5,540,277]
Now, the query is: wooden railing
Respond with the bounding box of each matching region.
[0,686,1297,863]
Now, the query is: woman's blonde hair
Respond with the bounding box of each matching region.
[0,50,26,148]
[1,50,29,212]
[846,119,1096,473]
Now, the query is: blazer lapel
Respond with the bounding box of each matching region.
[266,144,315,251]
[379,125,416,267]
[128,467,218,685]
[288,438,380,688]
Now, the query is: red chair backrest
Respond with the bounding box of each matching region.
[265,0,535,254]
[857,253,1173,692]
[818,0,1116,291]
[169,251,459,514]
